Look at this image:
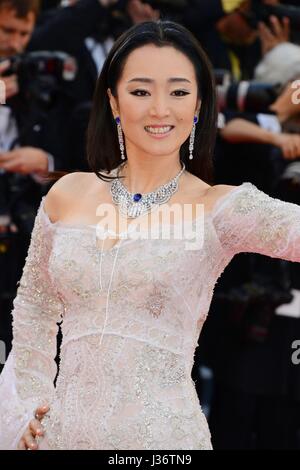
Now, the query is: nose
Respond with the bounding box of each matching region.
[149,92,171,118]
[8,34,23,54]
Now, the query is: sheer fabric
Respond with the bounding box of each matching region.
[1,179,300,449]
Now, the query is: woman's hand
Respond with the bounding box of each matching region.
[17,405,49,450]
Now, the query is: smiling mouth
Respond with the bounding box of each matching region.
[144,125,174,135]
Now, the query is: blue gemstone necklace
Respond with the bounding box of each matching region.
[110,161,186,219]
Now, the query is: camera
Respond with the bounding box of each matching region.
[1,51,77,104]
[215,69,281,113]
[244,0,300,30]
[0,51,77,302]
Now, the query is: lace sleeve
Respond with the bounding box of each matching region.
[0,197,64,449]
[212,182,300,262]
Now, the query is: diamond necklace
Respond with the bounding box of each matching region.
[110,161,186,219]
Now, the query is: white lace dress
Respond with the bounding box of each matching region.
[0,181,300,450]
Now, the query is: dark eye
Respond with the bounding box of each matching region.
[172,90,190,97]
[130,90,149,97]
[130,89,190,97]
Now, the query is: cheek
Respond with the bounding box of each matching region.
[119,94,197,128]
[0,33,8,45]
[121,99,148,123]
[22,36,30,46]
[177,107,196,129]
[176,96,198,118]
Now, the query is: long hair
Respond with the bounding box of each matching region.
[87,20,217,185]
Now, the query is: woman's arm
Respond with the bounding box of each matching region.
[212,183,300,262]
[0,196,65,450]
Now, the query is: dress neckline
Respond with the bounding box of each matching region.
[41,182,253,230]
[40,182,254,253]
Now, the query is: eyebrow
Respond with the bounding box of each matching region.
[0,25,30,34]
[127,77,192,84]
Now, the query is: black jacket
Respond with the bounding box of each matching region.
[28,0,113,104]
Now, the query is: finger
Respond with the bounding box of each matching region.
[23,429,38,450]
[258,24,268,41]
[283,16,290,37]
[0,59,10,74]
[286,146,295,159]
[2,75,18,99]
[294,145,300,157]
[35,404,50,420]
[262,22,275,41]
[129,0,142,13]
[17,438,26,450]
[29,419,44,437]
[0,151,18,163]
[281,145,291,159]
[290,137,300,154]
[286,143,294,157]
[258,21,268,35]
[0,157,22,172]
[258,20,270,33]
[144,4,154,14]
[258,25,274,48]
[270,15,282,36]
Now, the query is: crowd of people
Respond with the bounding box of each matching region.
[1,0,300,449]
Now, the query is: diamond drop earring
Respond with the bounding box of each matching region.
[115,116,126,160]
[189,115,198,160]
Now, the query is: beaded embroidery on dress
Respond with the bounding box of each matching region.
[0,177,300,449]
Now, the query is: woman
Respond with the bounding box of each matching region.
[0,19,300,450]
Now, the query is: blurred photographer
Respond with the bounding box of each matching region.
[254,13,300,85]
[184,1,299,80]
[28,0,160,104]
[0,0,76,189]
[220,77,300,161]
[177,1,279,78]
[0,1,82,360]
[27,0,160,172]
[0,0,37,94]
[0,0,153,182]
[0,0,51,180]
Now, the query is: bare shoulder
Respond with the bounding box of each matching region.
[208,184,239,200]
[205,183,238,206]
[183,172,238,204]
[184,172,237,200]
[43,172,98,223]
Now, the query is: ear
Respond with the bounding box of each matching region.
[107,88,120,119]
[195,98,201,118]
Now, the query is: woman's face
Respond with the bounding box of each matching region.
[108,44,201,160]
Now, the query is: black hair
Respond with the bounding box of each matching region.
[87,19,217,185]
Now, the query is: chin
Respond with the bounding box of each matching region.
[146,148,179,157]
